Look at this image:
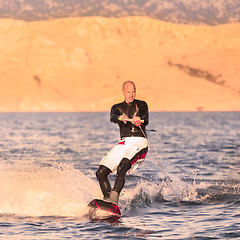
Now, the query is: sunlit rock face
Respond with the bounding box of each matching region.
[0,17,240,112]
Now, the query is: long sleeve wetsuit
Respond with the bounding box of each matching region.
[110,99,149,139]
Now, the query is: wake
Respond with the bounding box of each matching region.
[120,175,240,214]
[0,161,101,218]
[1,160,239,219]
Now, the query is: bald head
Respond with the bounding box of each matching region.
[122,81,136,91]
[122,81,136,103]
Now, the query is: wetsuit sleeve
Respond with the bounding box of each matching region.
[110,104,120,123]
[140,101,149,126]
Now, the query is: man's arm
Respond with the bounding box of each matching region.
[132,101,149,127]
[139,101,149,126]
[110,103,129,124]
[110,104,120,123]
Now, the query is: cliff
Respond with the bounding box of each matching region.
[0,17,240,111]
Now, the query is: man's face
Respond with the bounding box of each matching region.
[123,83,136,103]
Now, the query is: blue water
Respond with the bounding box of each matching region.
[0,112,240,240]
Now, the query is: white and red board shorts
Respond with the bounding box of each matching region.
[99,137,148,175]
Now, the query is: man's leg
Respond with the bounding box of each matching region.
[109,158,131,204]
[96,165,111,199]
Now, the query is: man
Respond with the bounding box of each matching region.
[96,81,149,204]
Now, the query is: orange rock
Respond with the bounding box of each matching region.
[0,17,239,112]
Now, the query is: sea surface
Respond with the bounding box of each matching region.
[0,112,240,240]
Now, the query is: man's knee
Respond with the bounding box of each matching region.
[96,165,111,180]
[117,158,131,175]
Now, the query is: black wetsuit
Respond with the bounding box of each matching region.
[110,99,149,139]
[96,99,149,200]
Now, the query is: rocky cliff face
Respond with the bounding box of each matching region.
[0,0,240,25]
[0,17,240,111]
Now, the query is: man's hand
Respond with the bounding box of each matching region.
[132,116,141,127]
[119,113,129,124]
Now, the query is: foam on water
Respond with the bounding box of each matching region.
[1,156,239,220]
[120,174,240,214]
[0,161,102,218]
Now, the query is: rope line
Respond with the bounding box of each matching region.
[139,125,196,240]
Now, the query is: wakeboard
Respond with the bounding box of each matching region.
[88,199,121,221]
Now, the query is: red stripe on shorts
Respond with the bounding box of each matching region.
[131,151,147,165]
